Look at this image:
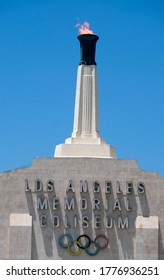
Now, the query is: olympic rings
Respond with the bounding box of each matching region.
[58,233,73,248]
[85,241,100,256]
[58,234,109,256]
[67,240,82,256]
[77,234,91,249]
[94,234,109,249]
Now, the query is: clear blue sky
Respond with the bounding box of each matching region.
[0,0,164,175]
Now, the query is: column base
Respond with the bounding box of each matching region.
[54,137,116,158]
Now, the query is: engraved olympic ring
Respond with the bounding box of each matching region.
[58,234,109,256]
[58,233,73,248]
[85,241,100,256]
[77,234,91,249]
[67,240,82,256]
[94,234,109,249]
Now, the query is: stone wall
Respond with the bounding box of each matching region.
[0,157,164,259]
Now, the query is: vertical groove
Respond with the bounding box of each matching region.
[82,67,92,135]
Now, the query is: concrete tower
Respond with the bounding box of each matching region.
[54,34,116,158]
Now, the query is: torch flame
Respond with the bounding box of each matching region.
[75,21,94,35]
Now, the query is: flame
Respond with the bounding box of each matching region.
[75,21,94,35]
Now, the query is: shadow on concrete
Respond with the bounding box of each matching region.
[158,223,164,259]
[25,178,152,260]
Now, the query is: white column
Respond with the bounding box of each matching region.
[92,66,99,138]
[72,66,82,138]
[72,65,100,139]
[82,66,92,135]
[54,63,116,157]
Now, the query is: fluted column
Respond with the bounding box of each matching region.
[82,66,92,135]
[72,65,99,139]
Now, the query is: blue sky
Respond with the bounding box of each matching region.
[0,0,164,175]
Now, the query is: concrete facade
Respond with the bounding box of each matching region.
[135,216,159,259]
[0,157,164,259]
